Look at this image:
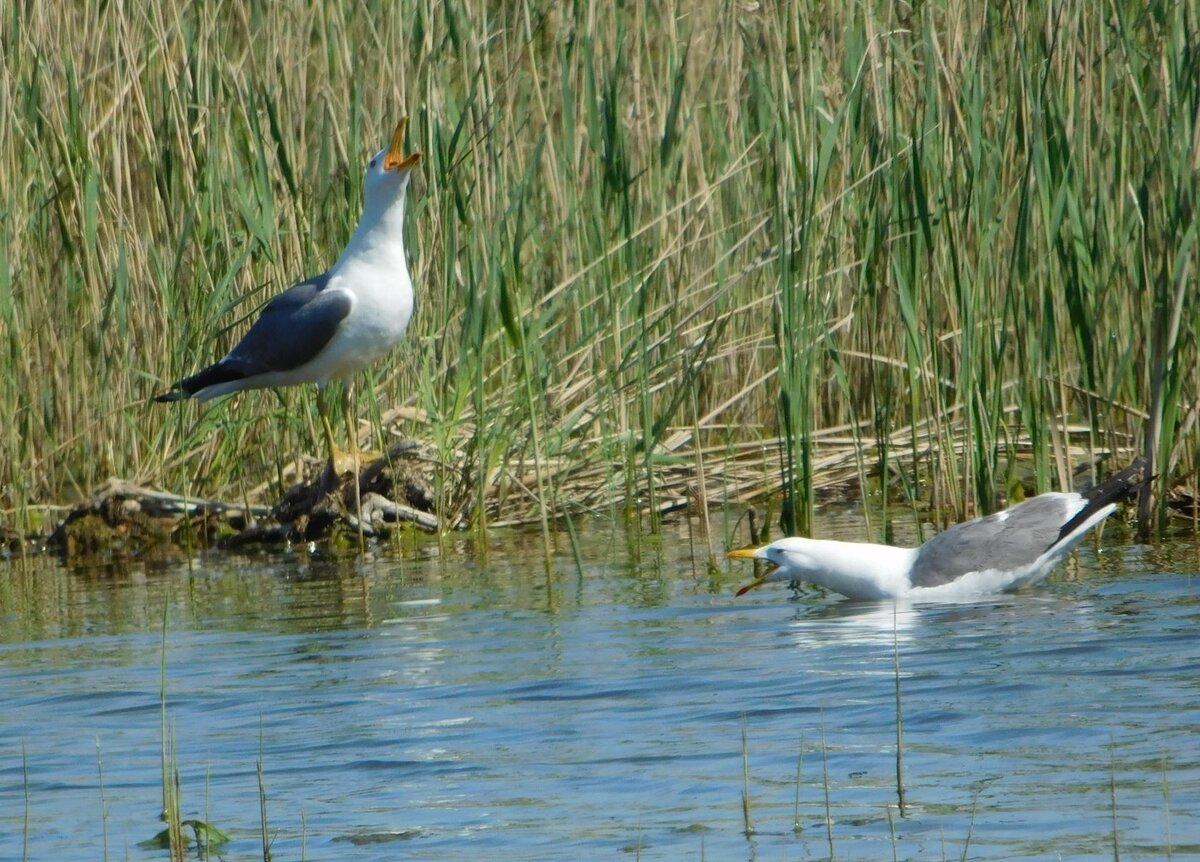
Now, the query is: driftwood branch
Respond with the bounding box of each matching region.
[85,478,275,519]
[48,441,443,556]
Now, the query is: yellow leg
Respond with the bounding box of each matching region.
[342,386,358,459]
[342,385,366,553]
[341,384,384,464]
[318,387,338,466]
[318,387,357,476]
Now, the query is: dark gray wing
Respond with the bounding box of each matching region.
[224,270,351,375]
[910,495,1075,588]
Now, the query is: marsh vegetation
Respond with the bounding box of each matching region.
[0,0,1196,542]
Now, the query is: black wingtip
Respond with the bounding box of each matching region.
[1082,458,1149,503]
[153,361,249,404]
[1055,459,1147,544]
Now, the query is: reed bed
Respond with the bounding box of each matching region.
[0,0,1195,537]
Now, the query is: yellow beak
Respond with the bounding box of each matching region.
[727,545,774,596]
[726,547,763,560]
[382,117,422,172]
[734,576,770,597]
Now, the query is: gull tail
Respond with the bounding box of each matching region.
[154,362,247,403]
[1055,459,1147,545]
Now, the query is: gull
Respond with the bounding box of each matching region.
[729,461,1144,601]
[156,117,422,475]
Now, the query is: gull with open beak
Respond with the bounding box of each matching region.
[156,118,422,475]
[729,461,1144,601]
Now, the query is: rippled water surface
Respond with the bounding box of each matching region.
[2,517,1199,860]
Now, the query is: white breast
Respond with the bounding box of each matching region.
[308,258,414,384]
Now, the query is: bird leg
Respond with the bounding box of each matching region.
[318,387,359,477]
[341,385,367,554]
[340,385,383,466]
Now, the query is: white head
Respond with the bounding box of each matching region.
[362,116,422,211]
[728,536,917,600]
[729,538,824,595]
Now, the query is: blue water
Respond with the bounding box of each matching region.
[1,520,1198,860]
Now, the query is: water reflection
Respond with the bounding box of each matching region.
[0,525,1197,860]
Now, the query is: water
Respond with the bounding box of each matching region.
[1,518,1198,860]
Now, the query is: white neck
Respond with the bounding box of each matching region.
[335,192,409,270]
[780,538,918,600]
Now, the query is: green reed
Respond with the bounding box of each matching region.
[0,0,1195,534]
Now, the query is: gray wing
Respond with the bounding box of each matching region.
[910,495,1075,588]
[224,271,351,375]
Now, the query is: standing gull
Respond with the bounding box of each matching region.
[729,461,1144,601]
[156,117,422,474]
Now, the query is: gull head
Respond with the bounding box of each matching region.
[728,538,819,595]
[364,116,422,204]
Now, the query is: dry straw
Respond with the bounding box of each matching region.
[0,1,1194,537]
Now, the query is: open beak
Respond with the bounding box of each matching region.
[727,546,775,596]
[734,576,770,597]
[382,117,422,172]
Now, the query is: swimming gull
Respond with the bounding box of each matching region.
[156,117,422,474]
[729,461,1145,601]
